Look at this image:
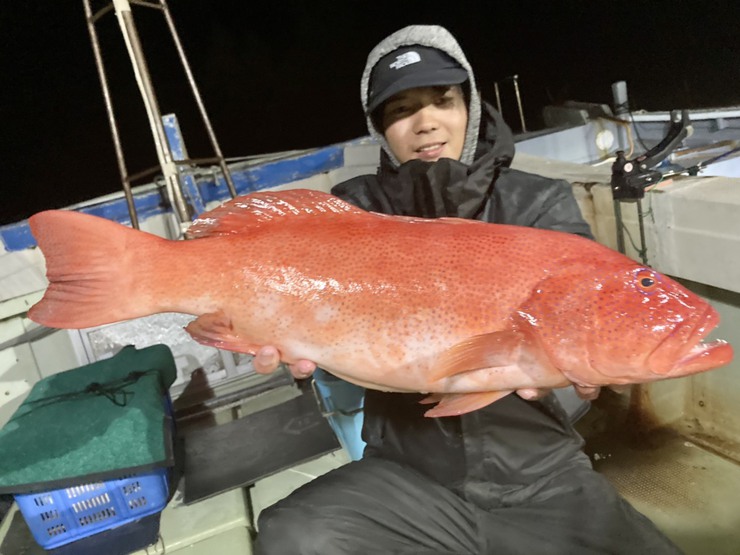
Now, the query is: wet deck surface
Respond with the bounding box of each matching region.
[583,417,740,554]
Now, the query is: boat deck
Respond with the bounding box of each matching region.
[588,429,740,554]
[579,393,740,555]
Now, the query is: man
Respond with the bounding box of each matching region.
[254,25,682,555]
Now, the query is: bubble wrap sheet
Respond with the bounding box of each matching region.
[82,313,254,391]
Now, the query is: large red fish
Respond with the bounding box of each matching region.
[28,189,732,416]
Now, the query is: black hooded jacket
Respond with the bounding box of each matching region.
[330,103,595,507]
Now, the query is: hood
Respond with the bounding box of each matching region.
[361,25,482,167]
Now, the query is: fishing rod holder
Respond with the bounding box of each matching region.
[610,109,691,200]
[610,109,691,264]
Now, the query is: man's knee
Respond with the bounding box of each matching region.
[256,504,300,554]
[255,503,337,555]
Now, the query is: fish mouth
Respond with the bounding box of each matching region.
[667,339,734,376]
[649,305,734,376]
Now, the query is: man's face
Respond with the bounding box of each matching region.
[380,85,468,164]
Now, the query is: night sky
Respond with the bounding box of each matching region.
[2,1,739,225]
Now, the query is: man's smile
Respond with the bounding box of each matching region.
[415,142,447,160]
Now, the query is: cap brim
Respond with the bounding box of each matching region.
[367,68,468,114]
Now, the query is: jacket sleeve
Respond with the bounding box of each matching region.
[530,179,594,239]
[491,169,594,239]
[331,175,386,212]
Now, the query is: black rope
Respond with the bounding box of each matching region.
[627,108,652,153]
[20,370,160,414]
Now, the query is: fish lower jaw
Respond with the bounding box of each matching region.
[666,339,734,376]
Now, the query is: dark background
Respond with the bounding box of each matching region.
[2,1,739,225]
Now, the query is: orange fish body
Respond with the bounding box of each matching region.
[28,189,733,416]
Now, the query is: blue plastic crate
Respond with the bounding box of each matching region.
[14,467,169,550]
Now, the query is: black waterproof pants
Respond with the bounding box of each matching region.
[255,456,682,555]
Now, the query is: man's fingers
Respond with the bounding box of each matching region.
[288,360,317,379]
[253,346,281,374]
[516,388,551,401]
[517,386,601,402]
[253,345,317,379]
[574,385,601,400]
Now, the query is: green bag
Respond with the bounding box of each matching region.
[0,344,177,494]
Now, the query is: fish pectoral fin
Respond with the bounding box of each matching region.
[430,331,525,381]
[422,390,513,417]
[185,311,262,354]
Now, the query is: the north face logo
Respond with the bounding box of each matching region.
[389,51,421,70]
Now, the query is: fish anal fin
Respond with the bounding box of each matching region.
[423,390,513,418]
[186,189,367,238]
[185,311,262,354]
[419,393,444,405]
[431,331,524,382]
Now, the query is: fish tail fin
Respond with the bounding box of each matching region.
[27,210,163,329]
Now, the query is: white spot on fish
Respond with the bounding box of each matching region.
[313,304,337,324]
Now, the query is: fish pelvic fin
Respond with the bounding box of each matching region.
[186,189,367,238]
[422,390,513,417]
[430,330,524,381]
[27,210,163,329]
[186,311,262,354]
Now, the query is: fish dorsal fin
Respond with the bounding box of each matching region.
[186,189,367,238]
[371,213,485,226]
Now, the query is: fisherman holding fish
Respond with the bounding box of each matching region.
[29,23,708,555]
[253,25,683,554]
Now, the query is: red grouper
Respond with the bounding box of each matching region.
[27,189,733,417]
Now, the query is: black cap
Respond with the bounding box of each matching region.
[367,46,468,114]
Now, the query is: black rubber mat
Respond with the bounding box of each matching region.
[182,387,340,504]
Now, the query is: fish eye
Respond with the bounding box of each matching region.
[635,270,658,292]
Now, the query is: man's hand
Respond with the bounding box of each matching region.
[572,385,601,400]
[515,388,549,401]
[515,385,601,401]
[253,346,317,379]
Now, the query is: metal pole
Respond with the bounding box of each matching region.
[512,74,527,133]
[494,81,502,115]
[159,0,238,199]
[611,80,630,152]
[82,0,139,229]
[636,199,648,265]
[611,80,630,115]
[111,0,191,227]
[613,199,626,255]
